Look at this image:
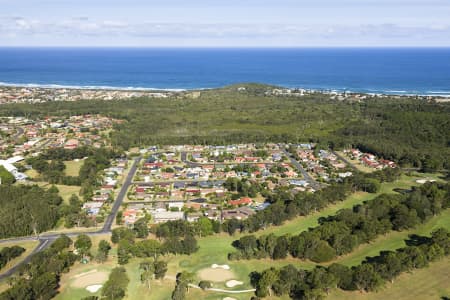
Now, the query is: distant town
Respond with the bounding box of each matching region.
[0,85,447,105]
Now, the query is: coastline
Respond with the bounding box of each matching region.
[1,81,450,98]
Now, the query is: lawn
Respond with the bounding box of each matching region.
[35,182,80,203]
[64,160,83,177]
[24,168,39,179]
[55,184,81,203]
[54,172,447,299]
[329,257,450,300]
[143,172,440,298]
[331,209,450,267]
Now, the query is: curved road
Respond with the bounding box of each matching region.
[0,157,141,280]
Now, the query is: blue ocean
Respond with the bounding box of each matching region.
[0,47,449,95]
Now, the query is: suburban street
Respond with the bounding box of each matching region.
[0,156,141,280]
[331,150,358,171]
[101,156,141,232]
[280,146,322,190]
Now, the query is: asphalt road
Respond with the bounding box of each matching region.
[0,239,50,280]
[0,156,141,280]
[102,156,141,232]
[280,146,322,190]
[133,179,225,185]
[331,150,358,171]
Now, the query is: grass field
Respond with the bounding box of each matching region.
[55,184,81,203]
[331,208,450,267]
[54,172,448,300]
[64,160,83,177]
[329,257,450,300]
[24,168,39,179]
[36,182,81,203]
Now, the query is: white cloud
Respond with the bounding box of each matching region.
[0,16,449,46]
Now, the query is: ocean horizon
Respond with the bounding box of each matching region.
[1,47,450,96]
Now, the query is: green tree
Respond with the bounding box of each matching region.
[117,240,132,265]
[74,234,92,260]
[182,235,198,255]
[133,217,149,238]
[176,271,194,293]
[195,217,213,236]
[139,261,155,290]
[116,211,123,225]
[352,263,383,292]
[96,240,111,263]
[102,267,129,300]
[256,268,279,297]
[153,260,168,280]
[198,280,212,290]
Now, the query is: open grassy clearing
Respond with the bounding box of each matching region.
[35,182,81,203]
[329,257,450,300]
[55,184,81,203]
[24,168,39,179]
[64,160,83,177]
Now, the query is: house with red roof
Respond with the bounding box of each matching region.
[228,197,252,206]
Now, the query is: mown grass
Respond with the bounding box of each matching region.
[64,160,83,177]
[331,209,450,267]
[54,172,447,299]
[56,184,81,203]
[36,182,81,204]
[329,257,450,300]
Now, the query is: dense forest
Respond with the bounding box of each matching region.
[0,235,77,300]
[0,185,63,238]
[0,245,25,270]
[0,84,448,169]
[111,226,198,265]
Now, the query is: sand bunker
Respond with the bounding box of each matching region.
[416,179,436,184]
[71,269,109,288]
[225,280,243,288]
[223,298,236,300]
[86,285,103,293]
[211,264,230,270]
[198,267,235,282]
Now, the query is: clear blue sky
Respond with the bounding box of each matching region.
[1,0,449,47]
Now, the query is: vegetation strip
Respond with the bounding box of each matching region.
[230,182,449,263]
[251,227,450,299]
